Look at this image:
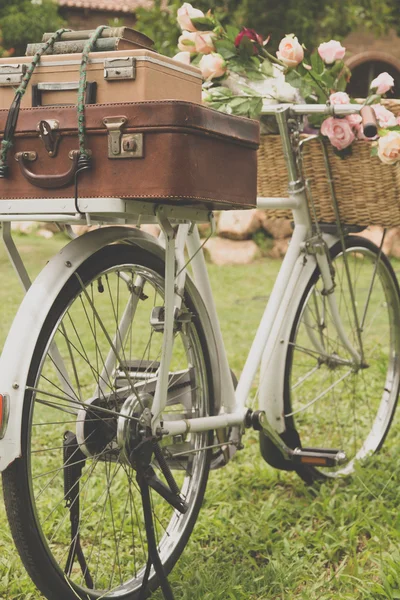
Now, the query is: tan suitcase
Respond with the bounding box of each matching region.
[0,101,260,209]
[0,50,202,109]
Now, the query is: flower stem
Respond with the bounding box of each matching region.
[305,69,329,100]
[260,47,286,69]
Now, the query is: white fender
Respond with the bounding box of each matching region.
[260,233,339,433]
[0,226,220,471]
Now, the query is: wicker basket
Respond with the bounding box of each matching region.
[257,100,400,226]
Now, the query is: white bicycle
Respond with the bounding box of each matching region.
[0,102,398,600]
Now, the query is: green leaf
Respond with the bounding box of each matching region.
[370,145,379,157]
[225,25,240,42]
[214,39,237,60]
[365,94,381,105]
[310,51,324,75]
[191,53,202,66]
[229,97,249,108]
[248,97,263,119]
[241,84,262,97]
[190,16,214,31]
[329,59,345,77]
[260,59,274,77]
[245,69,265,81]
[335,76,347,92]
[233,99,251,115]
[296,62,310,76]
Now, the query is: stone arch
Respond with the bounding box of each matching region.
[345,51,400,97]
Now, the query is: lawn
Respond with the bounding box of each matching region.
[0,232,400,600]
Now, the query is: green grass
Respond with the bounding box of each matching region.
[1,234,400,600]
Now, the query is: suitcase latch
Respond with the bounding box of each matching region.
[0,63,27,86]
[103,117,144,159]
[104,57,136,81]
[36,120,60,157]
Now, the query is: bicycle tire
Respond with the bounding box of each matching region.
[271,235,400,483]
[3,243,214,599]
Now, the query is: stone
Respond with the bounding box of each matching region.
[204,237,260,265]
[140,224,160,238]
[42,222,60,233]
[71,224,97,236]
[267,238,290,259]
[37,228,54,239]
[197,222,212,238]
[385,227,400,258]
[261,216,293,239]
[355,226,398,256]
[217,209,262,240]
[11,221,38,235]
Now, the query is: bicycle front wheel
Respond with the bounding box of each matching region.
[284,235,400,483]
[3,243,214,599]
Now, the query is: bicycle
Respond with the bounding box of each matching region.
[0,101,398,600]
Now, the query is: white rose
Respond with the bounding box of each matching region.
[378,131,400,165]
[177,3,204,32]
[199,53,226,80]
[172,51,192,65]
[177,31,197,53]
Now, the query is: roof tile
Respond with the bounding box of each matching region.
[57,0,152,12]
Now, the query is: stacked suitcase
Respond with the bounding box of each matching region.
[0,29,259,209]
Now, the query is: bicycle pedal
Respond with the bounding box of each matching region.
[291,447,346,467]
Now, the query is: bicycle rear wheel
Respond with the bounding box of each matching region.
[3,243,214,599]
[283,235,400,483]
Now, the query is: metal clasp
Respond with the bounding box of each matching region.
[104,57,136,81]
[102,116,144,159]
[0,63,27,86]
[37,120,60,158]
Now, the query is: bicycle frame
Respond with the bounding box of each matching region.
[0,103,366,470]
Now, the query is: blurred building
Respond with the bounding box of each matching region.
[344,29,400,97]
[55,2,400,97]
[56,0,152,30]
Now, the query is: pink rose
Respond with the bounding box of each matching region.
[329,91,350,105]
[378,131,400,165]
[318,40,346,64]
[199,53,226,80]
[172,51,192,65]
[276,35,304,68]
[177,30,197,53]
[195,32,215,54]
[177,3,204,32]
[346,114,362,127]
[372,104,397,128]
[370,72,394,95]
[321,117,355,150]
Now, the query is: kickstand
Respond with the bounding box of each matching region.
[136,463,175,600]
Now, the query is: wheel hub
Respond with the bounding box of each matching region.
[117,392,153,463]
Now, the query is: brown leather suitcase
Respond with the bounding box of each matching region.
[0,101,259,209]
[0,50,202,109]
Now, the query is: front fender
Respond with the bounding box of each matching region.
[0,226,169,471]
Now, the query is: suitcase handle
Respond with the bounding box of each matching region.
[32,81,97,107]
[15,150,79,189]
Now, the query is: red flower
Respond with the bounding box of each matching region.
[234,28,263,52]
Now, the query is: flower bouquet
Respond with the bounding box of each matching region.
[173,3,300,131]
[172,4,400,226]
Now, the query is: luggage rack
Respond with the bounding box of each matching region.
[0,197,212,225]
